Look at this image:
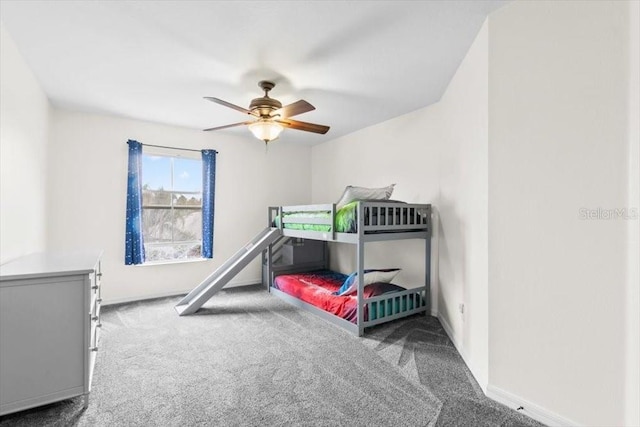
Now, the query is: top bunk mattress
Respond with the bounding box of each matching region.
[276,201,428,233]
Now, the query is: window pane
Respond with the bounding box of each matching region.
[142,208,174,243]
[173,210,202,241]
[173,158,202,192]
[144,242,202,262]
[174,192,202,207]
[142,155,171,191]
[143,208,202,243]
[143,190,172,207]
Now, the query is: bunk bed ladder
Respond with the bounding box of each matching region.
[175,227,282,316]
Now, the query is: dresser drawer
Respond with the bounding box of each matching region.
[90,261,102,296]
[89,283,101,350]
[88,314,100,390]
[88,262,101,392]
[90,315,101,350]
[89,260,102,317]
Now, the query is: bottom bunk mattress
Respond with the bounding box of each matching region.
[272,270,421,324]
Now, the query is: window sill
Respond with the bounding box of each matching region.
[136,257,211,267]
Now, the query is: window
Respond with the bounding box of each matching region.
[125,139,215,266]
[141,153,203,262]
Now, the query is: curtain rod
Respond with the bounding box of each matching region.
[134,141,218,154]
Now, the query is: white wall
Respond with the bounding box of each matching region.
[625,2,639,425]
[487,1,634,425]
[48,110,312,303]
[0,24,50,264]
[437,20,489,389]
[311,104,441,308]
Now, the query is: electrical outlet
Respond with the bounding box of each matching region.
[458,303,465,314]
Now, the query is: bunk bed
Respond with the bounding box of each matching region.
[263,201,432,336]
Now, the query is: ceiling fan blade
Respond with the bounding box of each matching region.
[276,118,330,134]
[272,100,315,118]
[203,121,254,132]
[204,97,257,116]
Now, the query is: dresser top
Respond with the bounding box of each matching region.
[0,251,103,281]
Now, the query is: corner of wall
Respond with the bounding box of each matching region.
[436,16,489,392]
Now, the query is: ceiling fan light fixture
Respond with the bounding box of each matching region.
[249,119,284,143]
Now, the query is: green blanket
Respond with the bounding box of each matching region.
[276,201,359,233]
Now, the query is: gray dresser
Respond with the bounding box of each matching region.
[0,251,103,415]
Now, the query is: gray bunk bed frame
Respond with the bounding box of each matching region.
[264,201,432,336]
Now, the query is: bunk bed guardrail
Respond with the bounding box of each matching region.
[362,286,428,327]
[268,202,431,242]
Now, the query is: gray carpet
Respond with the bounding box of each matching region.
[0,285,542,426]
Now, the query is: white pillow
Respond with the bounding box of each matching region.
[335,184,395,210]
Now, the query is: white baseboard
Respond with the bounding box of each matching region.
[438,311,461,349]
[437,311,579,426]
[102,278,261,306]
[486,384,582,427]
[437,312,487,393]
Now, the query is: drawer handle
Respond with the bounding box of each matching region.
[91,285,99,290]
[96,273,103,277]
[96,323,102,328]
[90,347,98,352]
[96,298,102,303]
[91,315,99,321]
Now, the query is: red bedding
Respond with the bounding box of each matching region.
[273,270,408,323]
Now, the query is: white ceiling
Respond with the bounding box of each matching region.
[0,0,507,145]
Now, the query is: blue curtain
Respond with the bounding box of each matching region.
[201,150,217,258]
[125,140,145,265]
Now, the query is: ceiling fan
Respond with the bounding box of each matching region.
[203,80,330,144]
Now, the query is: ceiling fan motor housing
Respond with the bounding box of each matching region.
[250,96,282,117]
[250,80,282,117]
